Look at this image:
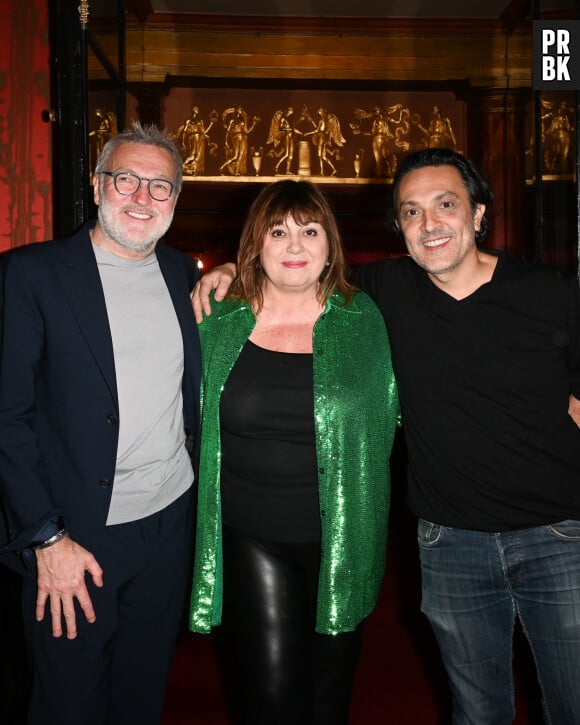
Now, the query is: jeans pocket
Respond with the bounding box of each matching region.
[417,519,445,548]
[547,519,580,541]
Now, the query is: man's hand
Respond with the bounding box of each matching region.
[35,536,104,639]
[569,394,580,428]
[191,263,237,323]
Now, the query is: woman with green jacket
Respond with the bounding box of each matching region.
[189,179,399,724]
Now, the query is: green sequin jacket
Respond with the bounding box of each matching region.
[189,291,399,635]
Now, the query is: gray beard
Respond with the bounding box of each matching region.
[107,233,157,255]
[97,198,175,255]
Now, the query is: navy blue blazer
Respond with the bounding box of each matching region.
[0,222,201,574]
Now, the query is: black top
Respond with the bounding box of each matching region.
[352,251,580,531]
[219,340,321,542]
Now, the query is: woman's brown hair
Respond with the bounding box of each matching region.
[229,179,354,312]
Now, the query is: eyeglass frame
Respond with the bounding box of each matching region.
[98,171,177,202]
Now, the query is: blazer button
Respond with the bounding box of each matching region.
[98,478,112,488]
[106,415,118,424]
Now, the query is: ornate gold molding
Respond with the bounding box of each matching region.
[167,93,463,181]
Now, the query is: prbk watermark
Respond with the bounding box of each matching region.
[533,20,580,90]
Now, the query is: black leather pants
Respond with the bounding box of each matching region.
[217,525,364,725]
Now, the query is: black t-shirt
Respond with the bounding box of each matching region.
[219,340,321,543]
[352,251,580,531]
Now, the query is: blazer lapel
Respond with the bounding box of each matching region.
[55,226,118,405]
[156,244,201,426]
[157,248,197,342]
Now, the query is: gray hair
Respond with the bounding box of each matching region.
[94,120,183,193]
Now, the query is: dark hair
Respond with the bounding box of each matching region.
[392,148,493,243]
[94,120,183,193]
[230,180,354,311]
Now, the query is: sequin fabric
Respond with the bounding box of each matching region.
[189,291,399,635]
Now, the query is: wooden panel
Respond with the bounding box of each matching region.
[106,16,533,87]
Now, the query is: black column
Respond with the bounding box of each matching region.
[48,0,91,238]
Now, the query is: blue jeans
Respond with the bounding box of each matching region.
[418,519,580,725]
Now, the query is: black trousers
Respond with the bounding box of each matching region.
[22,487,194,725]
[0,566,29,724]
[217,525,364,725]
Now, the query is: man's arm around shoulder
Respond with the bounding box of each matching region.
[191,262,236,322]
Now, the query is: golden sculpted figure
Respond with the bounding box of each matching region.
[89,109,117,172]
[414,105,457,149]
[351,104,410,178]
[176,107,219,176]
[541,99,573,175]
[303,107,345,176]
[365,107,392,176]
[220,105,261,176]
[267,107,304,175]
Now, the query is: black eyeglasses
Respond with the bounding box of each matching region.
[99,171,176,202]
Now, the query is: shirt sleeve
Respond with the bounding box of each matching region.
[0,251,61,550]
[349,259,393,304]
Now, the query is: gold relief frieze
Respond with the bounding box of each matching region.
[166,90,465,184]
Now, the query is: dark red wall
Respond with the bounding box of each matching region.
[0,0,52,251]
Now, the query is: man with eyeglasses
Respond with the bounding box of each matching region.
[0,122,201,724]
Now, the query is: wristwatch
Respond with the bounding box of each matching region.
[32,527,69,550]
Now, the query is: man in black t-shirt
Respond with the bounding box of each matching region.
[193,148,580,725]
